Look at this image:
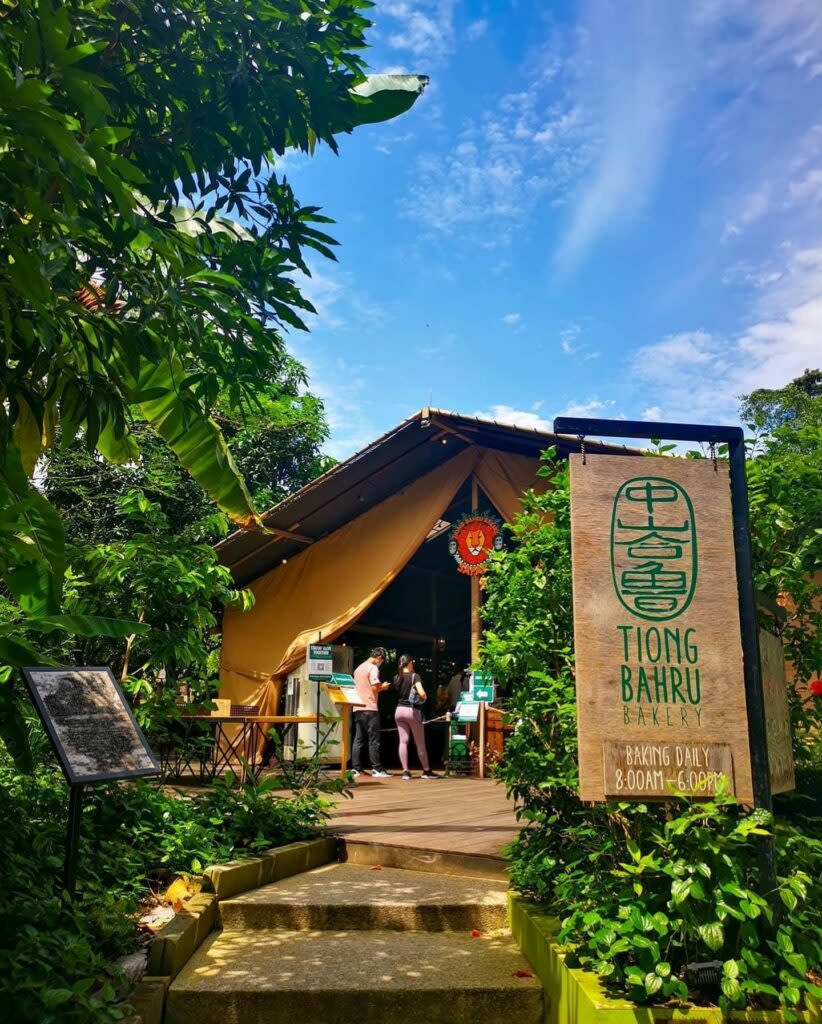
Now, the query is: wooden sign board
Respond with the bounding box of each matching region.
[22,666,159,785]
[603,740,734,798]
[758,628,795,794]
[569,455,754,804]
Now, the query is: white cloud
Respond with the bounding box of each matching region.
[558,397,616,418]
[643,406,663,420]
[473,398,617,434]
[295,267,346,330]
[466,19,488,42]
[501,312,521,326]
[292,264,391,336]
[560,324,581,355]
[629,246,822,422]
[401,33,591,238]
[474,405,552,431]
[789,168,822,204]
[721,186,771,242]
[556,2,822,267]
[378,1,458,63]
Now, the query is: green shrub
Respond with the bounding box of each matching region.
[482,452,822,1017]
[0,752,330,1023]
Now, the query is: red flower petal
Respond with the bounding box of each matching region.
[470,929,482,938]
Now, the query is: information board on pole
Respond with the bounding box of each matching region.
[307,643,333,682]
[22,666,159,784]
[568,454,754,804]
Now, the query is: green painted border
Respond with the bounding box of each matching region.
[508,895,814,1024]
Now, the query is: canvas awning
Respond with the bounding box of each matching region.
[219,445,550,711]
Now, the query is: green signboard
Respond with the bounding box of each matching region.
[471,672,495,703]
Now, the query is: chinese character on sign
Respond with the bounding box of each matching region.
[611,478,698,621]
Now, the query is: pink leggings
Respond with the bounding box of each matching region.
[395,706,430,771]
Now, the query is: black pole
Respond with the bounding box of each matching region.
[64,784,84,898]
[554,416,778,896]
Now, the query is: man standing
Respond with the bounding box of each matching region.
[352,647,390,778]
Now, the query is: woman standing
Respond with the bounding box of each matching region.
[393,655,439,780]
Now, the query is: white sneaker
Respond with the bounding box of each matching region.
[351,769,370,778]
[371,770,391,778]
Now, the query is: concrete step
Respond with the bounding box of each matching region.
[340,837,509,880]
[166,928,542,1024]
[219,863,509,932]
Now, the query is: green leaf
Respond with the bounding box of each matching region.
[0,444,65,614]
[121,356,261,528]
[699,921,725,952]
[779,888,798,912]
[723,959,740,980]
[96,420,140,465]
[0,635,51,666]
[343,74,429,128]
[11,396,43,477]
[23,615,150,639]
[644,972,664,996]
[0,684,33,773]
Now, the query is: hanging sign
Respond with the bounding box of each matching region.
[307,643,333,682]
[569,455,754,804]
[448,511,503,576]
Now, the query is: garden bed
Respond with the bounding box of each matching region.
[509,895,816,1024]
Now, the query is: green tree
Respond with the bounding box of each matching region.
[0,0,426,764]
[741,368,822,433]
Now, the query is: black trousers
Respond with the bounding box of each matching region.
[352,710,382,771]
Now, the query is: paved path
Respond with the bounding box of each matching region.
[327,775,518,859]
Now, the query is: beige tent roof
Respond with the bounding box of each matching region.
[216,407,630,586]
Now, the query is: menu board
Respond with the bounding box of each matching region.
[22,666,159,784]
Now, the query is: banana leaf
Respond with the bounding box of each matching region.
[346,74,429,127]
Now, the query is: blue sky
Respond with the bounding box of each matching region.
[281,0,822,458]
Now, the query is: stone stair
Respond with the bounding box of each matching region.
[166,861,542,1024]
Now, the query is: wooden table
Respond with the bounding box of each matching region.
[179,714,347,783]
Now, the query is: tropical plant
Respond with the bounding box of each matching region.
[0,0,426,764]
[0,750,331,1023]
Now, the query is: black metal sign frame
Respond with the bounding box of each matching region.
[22,664,159,785]
[22,664,159,898]
[553,416,776,894]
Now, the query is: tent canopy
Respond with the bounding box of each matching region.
[217,411,631,712]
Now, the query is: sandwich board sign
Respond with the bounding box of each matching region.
[568,455,755,804]
[307,643,333,682]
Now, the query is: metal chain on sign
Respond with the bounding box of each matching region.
[709,440,718,472]
[578,434,587,465]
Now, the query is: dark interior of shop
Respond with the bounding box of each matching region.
[338,476,490,768]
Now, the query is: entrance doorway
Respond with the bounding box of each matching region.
[337,476,491,770]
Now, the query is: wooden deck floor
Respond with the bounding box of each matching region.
[327,775,518,859]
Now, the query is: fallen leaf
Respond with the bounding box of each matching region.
[513,969,534,978]
[470,929,483,938]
